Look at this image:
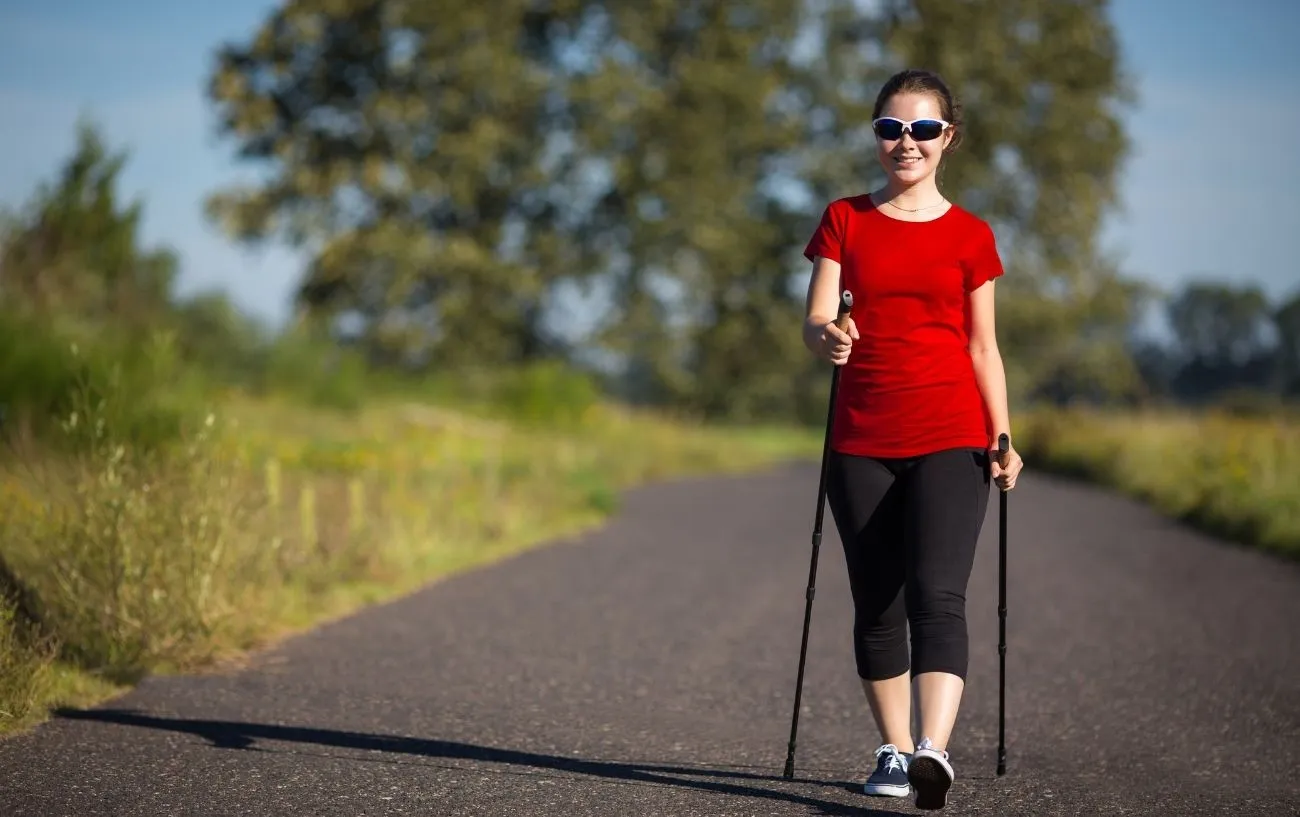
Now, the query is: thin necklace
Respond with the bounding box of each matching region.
[884,197,947,213]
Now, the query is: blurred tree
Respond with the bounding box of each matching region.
[0,120,178,328]
[1165,282,1277,400]
[207,0,1136,420]
[562,1,886,419]
[206,1,593,369]
[1167,283,1273,367]
[1271,291,1300,397]
[165,290,271,382]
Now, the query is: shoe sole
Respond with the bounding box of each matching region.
[907,756,952,810]
[862,782,910,797]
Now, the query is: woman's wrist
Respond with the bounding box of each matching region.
[802,315,829,353]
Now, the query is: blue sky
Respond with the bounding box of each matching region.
[1,0,1297,332]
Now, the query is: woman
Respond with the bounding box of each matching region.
[801,68,1024,811]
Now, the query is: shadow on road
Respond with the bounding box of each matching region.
[53,707,907,816]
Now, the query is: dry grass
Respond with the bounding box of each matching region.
[1017,406,1300,558]
[0,389,819,736]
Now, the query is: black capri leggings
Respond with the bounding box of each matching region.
[825,446,992,682]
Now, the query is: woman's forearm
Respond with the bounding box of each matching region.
[971,347,1012,445]
[803,315,831,355]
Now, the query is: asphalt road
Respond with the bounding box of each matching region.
[1,462,1298,816]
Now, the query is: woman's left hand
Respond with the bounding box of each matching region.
[990,442,1023,492]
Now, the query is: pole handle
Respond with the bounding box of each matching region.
[834,290,854,333]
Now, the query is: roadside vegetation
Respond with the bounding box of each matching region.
[0,308,822,735]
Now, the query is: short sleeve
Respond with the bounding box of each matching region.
[803,201,847,264]
[964,220,1005,292]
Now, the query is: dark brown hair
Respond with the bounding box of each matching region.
[872,69,963,153]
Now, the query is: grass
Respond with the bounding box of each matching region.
[1016,405,1300,560]
[0,383,821,737]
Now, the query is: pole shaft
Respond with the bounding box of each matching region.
[996,433,1009,776]
[783,291,853,779]
[783,365,840,778]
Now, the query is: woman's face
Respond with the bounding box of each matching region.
[873,91,953,188]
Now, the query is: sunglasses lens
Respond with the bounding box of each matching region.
[910,121,945,141]
[874,120,904,140]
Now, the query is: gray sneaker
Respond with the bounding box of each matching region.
[907,737,954,810]
[863,743,911,797]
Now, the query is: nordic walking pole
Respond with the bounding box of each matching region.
[783,289,854,780]
[996,432,1010,777]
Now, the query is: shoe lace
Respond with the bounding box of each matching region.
[875,744,904,773]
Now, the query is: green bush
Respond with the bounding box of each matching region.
[252,326,369,412]
[0,309,207,452]
[491,361,601,426]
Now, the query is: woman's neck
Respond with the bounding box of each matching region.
[880,180,945,210]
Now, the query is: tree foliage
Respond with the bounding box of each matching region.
[0,123,378,435]
[1275,294,1300,395]
[0,120,178,326]
[1134,282,1300,405]
[207,0,1139,421]
[206,1,594,368]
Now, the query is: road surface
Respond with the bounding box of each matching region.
[1,462,1297,815]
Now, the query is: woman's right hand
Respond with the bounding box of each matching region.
[817,317,859,365]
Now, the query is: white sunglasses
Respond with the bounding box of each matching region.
[871,117,951,142]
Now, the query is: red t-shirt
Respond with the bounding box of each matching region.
[803,194,1004,459]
